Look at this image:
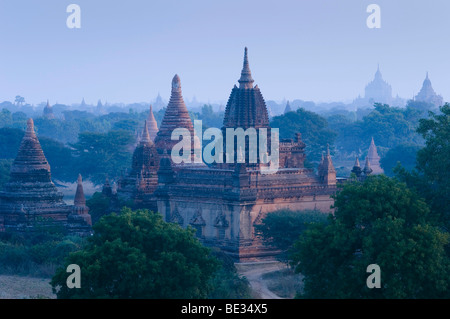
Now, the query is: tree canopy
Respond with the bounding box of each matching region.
[51,208,219,299]
[290,175,450,299]
[270,108,337,163]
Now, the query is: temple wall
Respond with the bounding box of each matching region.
[156,191,334,260]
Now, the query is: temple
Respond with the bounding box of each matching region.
[132,48,337,261]
[43,100,55,119]
[284,101,292,114]
[414,72,443,108]
[154,74,202,164]
[351,137,383,178]
[0,119,92,234]
[117,120,160,212]
[367,137,383,174]
[353,65,405,107]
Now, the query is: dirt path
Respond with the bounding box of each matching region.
[235,261,287,299]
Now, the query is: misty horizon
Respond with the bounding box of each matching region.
[1,0,449,105]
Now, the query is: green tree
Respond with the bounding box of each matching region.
[254,210,329,261]
[14,95,25,106]
[380,144,421,176]
[396,104,450,230]
[291,175,450,299]
[51,208,219,299]
[333,104,424,156]
[0,159,12,188]
[270,108,337,163]
[71,130,134,184]
[0,109,13,127]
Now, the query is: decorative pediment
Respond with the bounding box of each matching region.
[189,210,206,226]
[214,213,229,228]
[170,205,184,225]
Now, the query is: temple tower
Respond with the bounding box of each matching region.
[351,156,362,177]
[364,65,393,105]
[414,72,443,107]
[367,137,384,174]
[147,105,159,142]
[43,100,55,119]
[70,174,92,227]
[318,145,336,186]
[221,47,271,168]
[363,156,373,176]
[0,119,90,233]
[284,101,292,114]
[154,75,201,164]
[117,120,160,210]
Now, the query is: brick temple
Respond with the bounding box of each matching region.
[0,119,92,235]
[117,48,337,260]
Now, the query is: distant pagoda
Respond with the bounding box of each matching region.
[147,105,159,141]
[43,100,55,119]
[367,137,383,174]
[0,119,91,234]
[364,65,392,105]
[353,65,405,107]
[117,120,160,211]
[414,72,443,108]
[284,101,292,114]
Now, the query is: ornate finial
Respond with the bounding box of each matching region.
[140,120,151,144]
[149,104,153,113]
[326,144,330,156]
[238,47,254,88]
[172,74,181,91]
[77,174,82,184]
[354,156,360,168]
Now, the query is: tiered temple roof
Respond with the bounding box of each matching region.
[223,48,270,130]
[154,74,200,163]
[0,119,91,234]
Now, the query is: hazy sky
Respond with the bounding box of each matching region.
[1,0,449,105]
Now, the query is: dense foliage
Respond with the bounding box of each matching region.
[254,210,329,261]
[291,176,450,299]
[52,208,220,298]
[0,228,85,277]
[396,104,450,230]
[271,108,337,163]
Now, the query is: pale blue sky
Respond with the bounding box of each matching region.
[0,0,449,105]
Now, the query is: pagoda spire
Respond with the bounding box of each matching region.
[74,174,86,206]
[351,156,362,177]
[155,74,199,162]
[318,144,336,185]
[367,137,383,174]
[10,118,52,183]
[238,47,254,89]
[363,156,372,175]
[284,101,292,114]
[140,120,152,145]
[147,104,159,141]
